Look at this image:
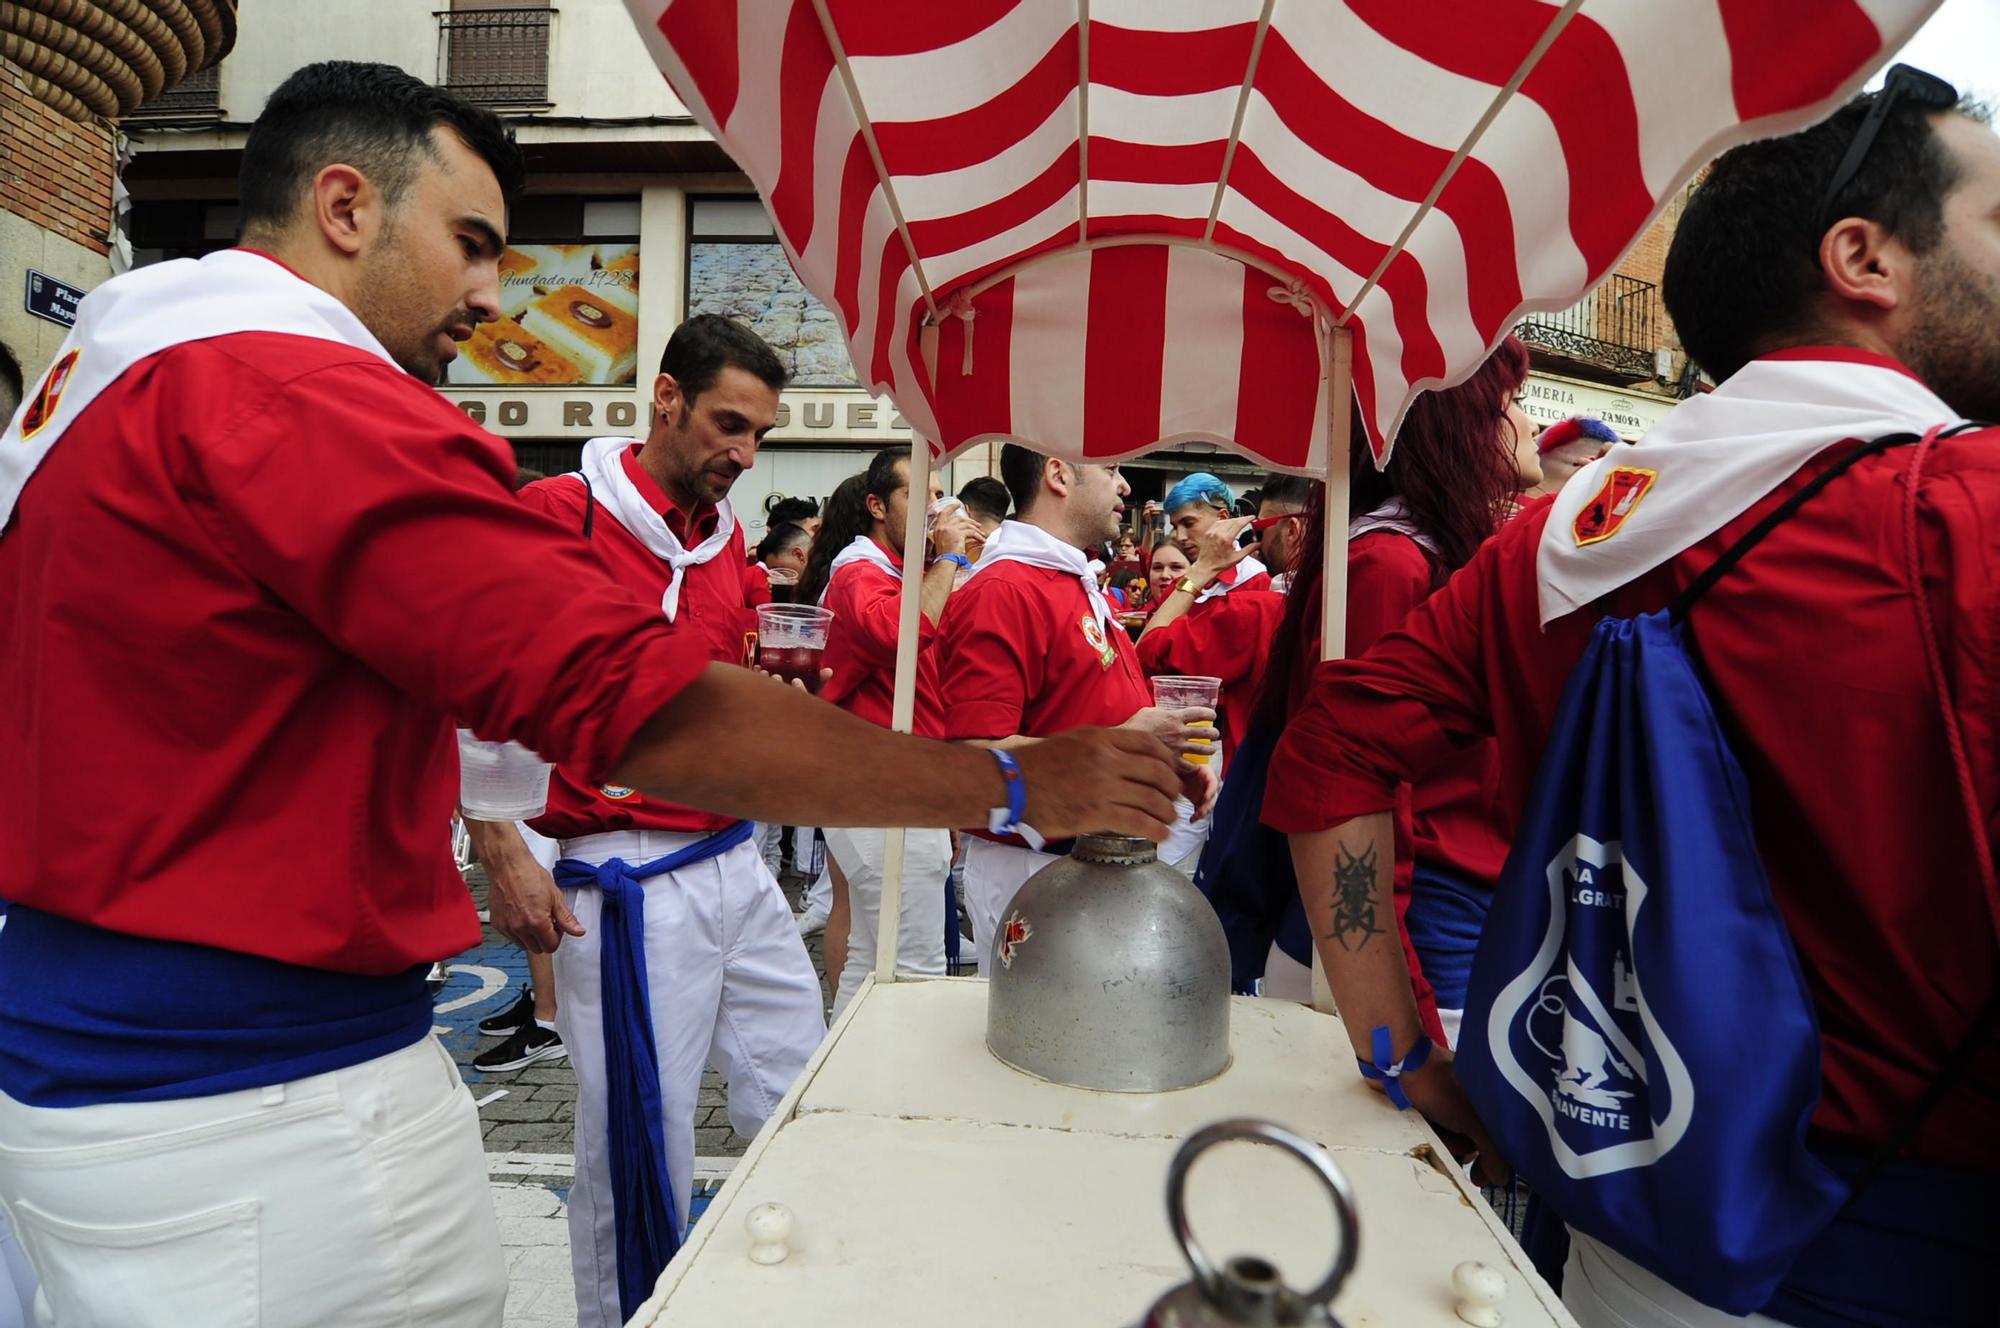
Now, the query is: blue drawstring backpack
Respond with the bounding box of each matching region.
[1458,431,1941,1314]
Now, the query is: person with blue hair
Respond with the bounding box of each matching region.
[1526,415,1622,498]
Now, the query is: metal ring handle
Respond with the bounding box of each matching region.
[1165,1119,1360,1311]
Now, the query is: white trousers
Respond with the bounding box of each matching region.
[755,821,784,875]
[0,1206,34,1328]
[1563,1232,1784,1328]
[554,830,826,1328]
[1161,797,1210,877]
[824,827,951,1018]
[0,1036,504,1328]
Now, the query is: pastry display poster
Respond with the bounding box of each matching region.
[688,241,857,387]
[447,242,641,387]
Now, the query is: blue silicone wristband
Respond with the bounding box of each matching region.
[939,553,972,570]
[1356,1026,1433,1111]
[987,749,1027,834]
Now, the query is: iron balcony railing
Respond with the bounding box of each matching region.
[1518,273,1663,380]
[439,7,553,107]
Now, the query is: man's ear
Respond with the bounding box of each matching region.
[653,373,685,425]
[311,164,373,256]
[1817,215,1908,315]
[1044,457,1072,499]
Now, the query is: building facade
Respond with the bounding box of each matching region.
[2,1,236,374]
[117,0,967,530]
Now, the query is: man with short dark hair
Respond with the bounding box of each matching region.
[1137,471,1287,776]
[936,445,1215,957]
[1268,75,2000,1325]
[956,472,1016,560]
[0,61,1183,1326]
[461,312,834,1328]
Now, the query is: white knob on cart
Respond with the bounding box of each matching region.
[745,1202,794,1265]
[1453,1261,1506,1327]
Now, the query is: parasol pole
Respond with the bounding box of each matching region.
[1312,324,1355,1015]
[873,435,934,984]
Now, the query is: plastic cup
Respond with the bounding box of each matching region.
[757,604,835,694]
[1153,675,1222,765]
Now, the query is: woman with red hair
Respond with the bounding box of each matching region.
[1200,336,1537,1043]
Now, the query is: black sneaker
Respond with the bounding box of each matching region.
[477,986,537,1037]
[473,1022,566,1073]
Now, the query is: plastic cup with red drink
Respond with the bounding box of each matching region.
[756,603,835,694]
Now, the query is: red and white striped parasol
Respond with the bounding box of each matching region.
[626,0,1938,470]
[619,0,1939,999]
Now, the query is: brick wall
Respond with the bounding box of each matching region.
[1,61,115,258]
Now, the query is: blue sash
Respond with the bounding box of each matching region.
[554,819,753,1321]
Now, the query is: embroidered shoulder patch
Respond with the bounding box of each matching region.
[1572,467,1658,547]
[19,348,80,441]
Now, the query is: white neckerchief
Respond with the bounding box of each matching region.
[1,248,397,530]
[1196,554,1269,604]
[1537,355,1966,625]
[574,436,735,622]
[968,519,1113,630]
[823,533,902,604]
[1348,498,1440,555]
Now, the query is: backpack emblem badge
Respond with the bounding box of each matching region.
[1485,833,1694,1178]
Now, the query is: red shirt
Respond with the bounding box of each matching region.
[935,558,1151,844]
[1266,415,2000,1167]
[1135,585,1284,768]
[523,445,763,840]
[935,560,1151,741]
[820,540,945,737]
[1343,534,1513,891]
[0,334,708,975]
[745,560,775,608]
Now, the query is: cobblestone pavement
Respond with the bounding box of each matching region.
[446,854,832,1326]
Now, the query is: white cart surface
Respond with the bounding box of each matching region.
[631,977,1576,1326]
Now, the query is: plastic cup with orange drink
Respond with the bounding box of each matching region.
[1152,675,1222,765]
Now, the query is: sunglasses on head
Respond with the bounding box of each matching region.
[1815,64,1959,236]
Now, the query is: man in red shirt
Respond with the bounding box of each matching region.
[463,313,843,1328]
[818,447,983,1014]
[1266,85,2000,1325]
[1137,475,1308,767]
[934,445,1216,965]
[0,63,1183,1327]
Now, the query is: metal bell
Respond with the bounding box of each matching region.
[986,833,1231,1092]
[1132,1120,1360,1328]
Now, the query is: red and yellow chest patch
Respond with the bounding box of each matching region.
[1572,466,1658,547]
[1079,613,1116,668]
[18,348,80,441]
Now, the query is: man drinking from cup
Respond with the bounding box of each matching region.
[934,445,1219,962]
[1137,472,1298,770]
[460,313,825,1328]
[816,447,985,1012]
